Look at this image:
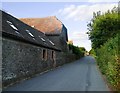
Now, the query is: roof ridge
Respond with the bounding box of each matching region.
[20,16,57,19]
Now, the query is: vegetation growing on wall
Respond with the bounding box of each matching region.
[68,44,85,58]
[87,6,120,91]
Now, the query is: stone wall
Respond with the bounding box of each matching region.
[2,37,76,87]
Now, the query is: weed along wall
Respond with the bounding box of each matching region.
[2,37,76,87]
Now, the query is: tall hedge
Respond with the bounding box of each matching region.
[96,34,120,90]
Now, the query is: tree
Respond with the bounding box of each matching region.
[87,7,119,49]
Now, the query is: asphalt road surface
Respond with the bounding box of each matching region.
[4,56,110,91]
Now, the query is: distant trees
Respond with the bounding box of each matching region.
[89,48,96,57]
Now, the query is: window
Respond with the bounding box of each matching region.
[7,20,12,25]
[51,51,55,60]
[26,30,34,37]
[6,20,21,35]
[48,39,55,46]
[49,40,55,46]
[39,36,46,42]
[41,38,45,42]
[6,20,18,30]
[42,49,47,60]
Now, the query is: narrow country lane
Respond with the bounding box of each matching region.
[4,56,110,91]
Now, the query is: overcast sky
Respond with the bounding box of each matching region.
[1,0,118,51]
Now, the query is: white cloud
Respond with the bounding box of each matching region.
[70,31,88,40]
[57,3,118,21]
[74,39,91,51]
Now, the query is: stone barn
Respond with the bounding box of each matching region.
[2,10,76,87]
[20,17,68,52]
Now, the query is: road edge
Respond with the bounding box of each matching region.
[96,64,114,92]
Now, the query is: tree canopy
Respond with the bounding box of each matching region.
[87,7,119,49]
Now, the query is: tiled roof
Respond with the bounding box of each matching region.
[1,10,61,51]
[20,16,63,35]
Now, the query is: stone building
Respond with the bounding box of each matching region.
[20,17,68,52]
[2,10,76,87]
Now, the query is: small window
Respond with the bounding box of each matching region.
[39,36,45,42]
[48,39,55,46]
[42,49,47,60]
[26,30,34,37]
[7,20,18,30]
[6,21,12,25]
[51,51,55,60]
[49,40,55,46]
[41,38,45,42]
[52,51,54,59]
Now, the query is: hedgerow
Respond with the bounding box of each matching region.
[96,34,120,90]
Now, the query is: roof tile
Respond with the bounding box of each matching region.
[20,16,63,35]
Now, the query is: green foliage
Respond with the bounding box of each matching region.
[96,34,120,90]
[87,7,119,49]
[79,47,86,52]
[68,44,85,57]
[89,48,96,58]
